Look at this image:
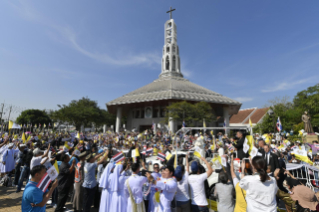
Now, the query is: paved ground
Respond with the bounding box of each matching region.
[0,183,99,212]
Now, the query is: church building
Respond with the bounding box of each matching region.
[106,8,242,133]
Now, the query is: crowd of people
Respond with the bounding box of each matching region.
[0,129,319,212]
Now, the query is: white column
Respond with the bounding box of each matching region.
[115,107,122,133]
[103,124,107,133]
[169,117,174,133]
[223,106,230,135]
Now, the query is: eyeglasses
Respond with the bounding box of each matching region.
[154,166,159,169]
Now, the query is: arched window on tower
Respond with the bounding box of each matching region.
[167,22,172,28]
[166,46,170,53]
[172,56,176,71]
[166,56,170,70]
[172,45,175,53]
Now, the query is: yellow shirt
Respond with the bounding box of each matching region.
[234,182,247,212]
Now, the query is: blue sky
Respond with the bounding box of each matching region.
[1,0,319,120]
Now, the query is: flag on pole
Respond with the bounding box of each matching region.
[64,142,71,150]
[23,124,26,128]
[173,150,178,168]
[22,132,26,144]
[292,148,313,165]
[157,152,166,161]
[36,173,51,193]
[112,152,125,164]
[249,118,253,127]
[182,121,186,128]
[276,117,282,132]
[166,153,172,161]
[49,123,51,127]
[135,147,140,157]
[53,161,59,174]
[193,147,202,158]
[35,124,37,128]
[8,121,13,129]
[146,148,153,155]
[203,119,206,128]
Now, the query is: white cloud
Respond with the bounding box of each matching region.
[234,97,253,102]
[261,77,313,93]
[182,68,192,78]
[10,1,161,67]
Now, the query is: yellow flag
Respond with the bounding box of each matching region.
[193,151,201,158]
[246,135,254,154]
[44,124,46,128]
[174,150,177,168]
[153,147,158,155]
[203,119,206,128]
[166,153,172,161]
[292,149,313,165]
[64,142,71,150]
[212,155,223,166]
[53,161,59,174]
[8,121,13,129]
[22,133,26,144]
[135,147,140,157]
[210,144,215,151]
[249,118,253,127]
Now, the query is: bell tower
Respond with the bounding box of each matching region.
[159,7,183,78]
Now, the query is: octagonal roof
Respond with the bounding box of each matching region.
[107,76,242,107]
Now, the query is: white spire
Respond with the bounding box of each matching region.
[159,9,183,79]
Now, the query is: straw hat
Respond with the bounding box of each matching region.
[290,185,318,210]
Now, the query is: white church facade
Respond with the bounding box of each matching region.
[106,8,242,133]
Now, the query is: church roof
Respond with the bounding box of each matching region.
[107,76,242,106]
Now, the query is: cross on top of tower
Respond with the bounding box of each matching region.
[166,7,175,20]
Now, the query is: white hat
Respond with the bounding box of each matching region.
[33,148,43,156]
[195,134,199,137]
[296,140,300,143]
[8,143,14,148]
[20,144,27,148]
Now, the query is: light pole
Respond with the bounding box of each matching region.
[267,109,275,134]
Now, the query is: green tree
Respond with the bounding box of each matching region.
[256,83,319,134]
[293,83,319,128]
[164,101,215,126]
[51,97,115,130]
[16,109,52,129]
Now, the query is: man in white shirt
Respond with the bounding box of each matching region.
[125,163,148,212]
[188,157,213,212]
[30,145,50,170]
[146,165,177,212]
[174,154,190,212]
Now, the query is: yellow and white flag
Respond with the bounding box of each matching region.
[193,147,202,158]
[292,148,313,165]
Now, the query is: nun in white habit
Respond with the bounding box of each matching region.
[99,160,115,212]
[109,164,129,212]
[2,143,19,173]
[0,143,9,174]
